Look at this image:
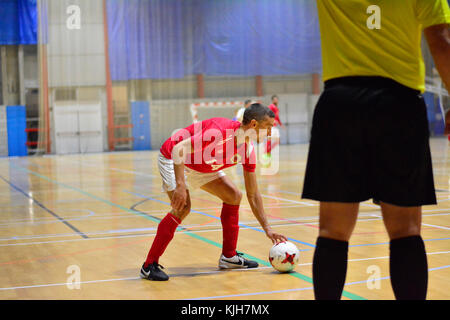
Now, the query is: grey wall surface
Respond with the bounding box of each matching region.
[23,45,38,90]
[0,105,8,156]
[47,0,106,87]
[149,74,314,100]
[1,46,20,106]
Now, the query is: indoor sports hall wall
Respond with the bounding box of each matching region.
[149,92,318,150]
[0,0,448,156]
[106,0,322,80]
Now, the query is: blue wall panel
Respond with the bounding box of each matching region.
[424,92,445,136]
[6,105,27,157]
[131,101,151,150]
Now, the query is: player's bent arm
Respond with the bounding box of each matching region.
[425,23,450,91]
[243,170,270,231]
[171,162,187,213]
[243,170,287,243]
[171,139,193,212]
[172,138,193,188]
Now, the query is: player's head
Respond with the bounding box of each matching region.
[244,99,252,108]
[271,94,278,105]
[241,103,275,142]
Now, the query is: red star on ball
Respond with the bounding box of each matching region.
[281,252,296,265]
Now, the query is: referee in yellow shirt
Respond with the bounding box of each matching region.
[302,1,450,300]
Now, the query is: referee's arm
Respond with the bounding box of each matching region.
[425,23,450,134]
[425,23,450,90]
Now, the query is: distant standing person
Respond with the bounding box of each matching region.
[233,99,253,122]
[263,95,283,162]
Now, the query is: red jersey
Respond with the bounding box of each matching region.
[160,118,256,173]
[268,103,283,127]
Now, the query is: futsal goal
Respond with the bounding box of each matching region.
[190,101,244,123]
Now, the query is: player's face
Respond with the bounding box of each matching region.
[241,116,274,144]
[255,116,275,143]
[272,97,278,105]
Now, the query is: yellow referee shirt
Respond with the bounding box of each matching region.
[317,0,450,92]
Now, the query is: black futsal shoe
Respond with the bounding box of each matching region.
[218,252,259,269]
[140,262,169,281]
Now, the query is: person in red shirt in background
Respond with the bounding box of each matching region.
[263,95,284,163]
[268,95,283,127]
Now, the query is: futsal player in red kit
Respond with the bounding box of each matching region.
[140,103,288,281]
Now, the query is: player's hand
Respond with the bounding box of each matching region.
[265,228,288,244]
[445,109,450,135]
[171,184,187,213]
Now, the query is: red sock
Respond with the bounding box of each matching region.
[144,213,181,267]
[221,203,240,258]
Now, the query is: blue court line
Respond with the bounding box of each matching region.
[13,163,447,300]
[124,189,450,249]
[123,189,316,249]
[9,165,356,297]
[0,174,88,239]
[429,264,450,271]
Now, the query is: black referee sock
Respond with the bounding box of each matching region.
[390,235,428,300]
[312,236,349,300]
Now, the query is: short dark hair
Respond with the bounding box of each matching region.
[271,94,278,101]
[242,103,275,125]
[244,99,252,106]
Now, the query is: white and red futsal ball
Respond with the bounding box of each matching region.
[269,241,300,273]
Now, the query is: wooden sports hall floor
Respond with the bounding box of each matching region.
[0,138,448,300]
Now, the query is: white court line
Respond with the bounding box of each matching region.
[2,177,449,245]
[422,223,450,231]
[0,216,387,243]
[296,250,450,266]
[0,232,155,247]
[1,212,449,246]
[0,251,449,292]
[0,224,278,247]
[64,158,157,178]
[189,265,450,300]
[260,194,316,206]
[0,204,308,227]
[0,277,141,291]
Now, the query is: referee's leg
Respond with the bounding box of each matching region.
[371,84,432,300]
[380,202,428,300]
[313,202,359,300]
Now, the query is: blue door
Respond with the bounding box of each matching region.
[131,101,151,150]
[7,105,27,157]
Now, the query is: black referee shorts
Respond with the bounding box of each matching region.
[301,76,437,207]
